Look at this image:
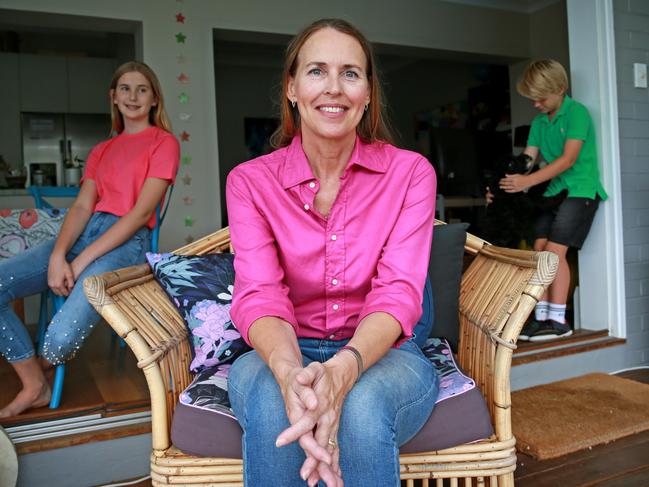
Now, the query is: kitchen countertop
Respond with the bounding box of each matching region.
[0,188,30,196]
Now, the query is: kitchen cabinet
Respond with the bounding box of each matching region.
[67,57,114,114]
[19,54,69,113]
[0,53,23,171]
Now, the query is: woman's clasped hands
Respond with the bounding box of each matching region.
[275,354,358,487]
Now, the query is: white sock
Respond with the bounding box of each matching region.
[535,301,549,321]
[548,303,567,324]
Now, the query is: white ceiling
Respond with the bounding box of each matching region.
[440,0,561,14]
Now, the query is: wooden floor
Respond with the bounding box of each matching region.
[0,321,149,428]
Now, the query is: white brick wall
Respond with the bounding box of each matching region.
[616,0,649,367]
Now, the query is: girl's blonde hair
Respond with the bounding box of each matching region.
[517,59,569,100]
[270,18,394,148]
[109,61,172,134]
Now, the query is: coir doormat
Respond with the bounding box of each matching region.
[511,372,649,460]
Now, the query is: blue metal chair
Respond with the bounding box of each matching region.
[29,186,79,409]
[29,185,172,408]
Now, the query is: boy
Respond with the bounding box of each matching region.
[500,59,607,341]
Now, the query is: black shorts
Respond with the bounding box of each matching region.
[534,194,600,249]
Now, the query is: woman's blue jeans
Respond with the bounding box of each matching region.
[228,337,439,487]
[0,212,150,365]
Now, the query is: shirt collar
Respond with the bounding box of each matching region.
[542,94,573,124]
[282,133,388,189]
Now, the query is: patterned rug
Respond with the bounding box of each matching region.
[512,372,649,460]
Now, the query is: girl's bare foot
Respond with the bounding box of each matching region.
[0,357,52,418]
[0,382,51,418]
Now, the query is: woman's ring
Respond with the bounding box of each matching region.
[328,438,337,449]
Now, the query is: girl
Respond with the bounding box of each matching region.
[0,61,179,417]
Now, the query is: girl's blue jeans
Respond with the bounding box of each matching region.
[0,212,150,365]
[228,337,439,487]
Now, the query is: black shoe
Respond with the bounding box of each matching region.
[528,319,573,342]
[519,319,546,341]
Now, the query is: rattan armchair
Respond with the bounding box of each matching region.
[83,224,557,486]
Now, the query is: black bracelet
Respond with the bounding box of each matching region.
[336,345,364,383]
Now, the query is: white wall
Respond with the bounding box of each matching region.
[509,0,570,148]
[0,0,532,250]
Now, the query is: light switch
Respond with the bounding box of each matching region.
[634,63,647,89]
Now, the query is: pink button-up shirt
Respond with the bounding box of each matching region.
[226,135,436,346]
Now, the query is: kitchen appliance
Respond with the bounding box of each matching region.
[21,113,110,187]
[64,166,81,186]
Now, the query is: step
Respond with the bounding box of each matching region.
[513,328,625,366]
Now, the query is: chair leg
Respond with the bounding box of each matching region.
[47,295,66,409]
[49,364,65,409]
[497,473,514,487]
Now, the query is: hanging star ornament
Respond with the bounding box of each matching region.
[175,13,185,23]
[179,113,191,122]
[177,72,189,83]
[180,131,190,142]
[182,174,192,185]
[181,155,192,165]
[184,216,195,227]
[178,93,189,104]
[183,196,194,205]
[175,32,187,44]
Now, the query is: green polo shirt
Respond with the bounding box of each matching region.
[528,95,608,200]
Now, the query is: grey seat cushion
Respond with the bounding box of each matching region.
[171,338,493,458]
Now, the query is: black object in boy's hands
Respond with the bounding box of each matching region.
[480,153,539,248]
[487,153,534,198]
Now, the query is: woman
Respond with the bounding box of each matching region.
[0,61,179,417]
[226,19,438,486]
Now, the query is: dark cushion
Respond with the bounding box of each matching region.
[412,275,434,349]
[428,223,469,351]
[146,252,251,372]
[171,338,492,458]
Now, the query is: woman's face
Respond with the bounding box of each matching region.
[112,71,157,126]
[288,28,371,144]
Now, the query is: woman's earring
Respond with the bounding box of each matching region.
[364,103,369,112]
[291,100,296,108]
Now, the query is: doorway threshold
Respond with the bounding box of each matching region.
[6,410,151,455]
[513,328,625,366]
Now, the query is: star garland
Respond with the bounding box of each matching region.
[174,6,195,244]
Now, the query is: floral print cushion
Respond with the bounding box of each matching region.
[178,338,474,416]
[0,208,66,260]
[179,363,236,418]
[421,337,475,402]
[146,252,250,372]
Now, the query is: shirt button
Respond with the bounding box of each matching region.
[332,304,339,311]
[331,234,337,241]
[309,182,316,189]
[303,204,310,211]
[329,334,335,339]
[332,278,338,285]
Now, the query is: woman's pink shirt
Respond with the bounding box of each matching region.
[83,126,180,229]
[226,135,436,346]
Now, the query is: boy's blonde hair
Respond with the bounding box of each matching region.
[517,59,568,100]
